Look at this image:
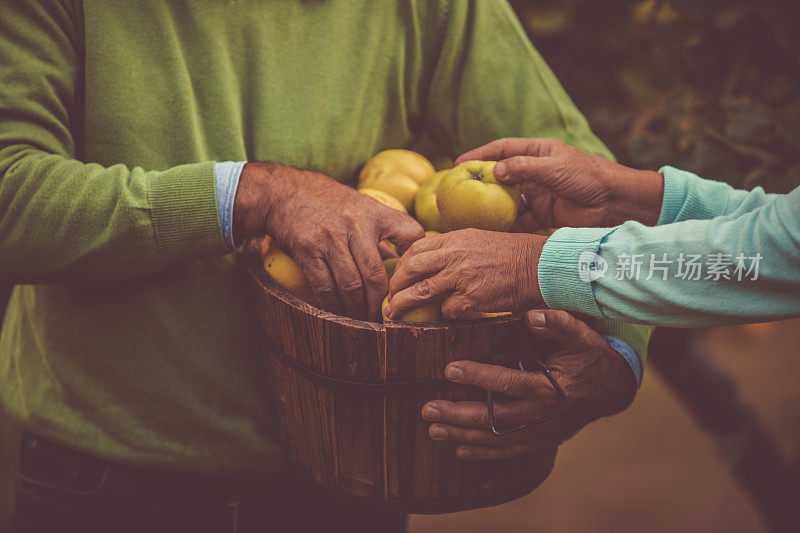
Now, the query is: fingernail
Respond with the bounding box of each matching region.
[493,162,507,178]
[457,447,472,459]
[431,426,448,439]
[423,405,441,421]
[528,311,546,327]
[445,364,464,381]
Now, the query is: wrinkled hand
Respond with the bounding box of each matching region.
[384,229,546,320]
[456,138,664,228]
[234,162,424,320]
[421,310,637,460]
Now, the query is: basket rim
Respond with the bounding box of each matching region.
[247,252,519,331]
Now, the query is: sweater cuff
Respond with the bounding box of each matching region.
[147,161,227,263]
[593,320,653,367]
[538,226,617,317]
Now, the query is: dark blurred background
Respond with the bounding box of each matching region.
[511,0,800,194]
[2,0,799,531]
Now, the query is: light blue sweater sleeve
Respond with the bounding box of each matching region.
[538,168,800,327]
[657,166,781,224]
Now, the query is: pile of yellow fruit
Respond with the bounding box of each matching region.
[261,149,533,324]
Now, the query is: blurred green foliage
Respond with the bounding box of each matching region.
[512,0,800,192]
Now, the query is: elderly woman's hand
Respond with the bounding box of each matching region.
[456,138,664,228]
[384,229,547,320]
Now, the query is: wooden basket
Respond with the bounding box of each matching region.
[247,258,556,514]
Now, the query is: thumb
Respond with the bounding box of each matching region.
[524,309,597,347]
[494,156,558,187]
[380,211,425,254]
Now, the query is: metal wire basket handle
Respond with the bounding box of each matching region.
[486,355,571,436]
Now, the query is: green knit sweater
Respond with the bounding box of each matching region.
[0,0,651,474]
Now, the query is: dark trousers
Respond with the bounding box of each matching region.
[12,434,407,533]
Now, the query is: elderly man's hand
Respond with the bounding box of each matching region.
[384,229,547,320]
[234,162,424,321]
[421,309,637,460]
[456,138,664,229]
